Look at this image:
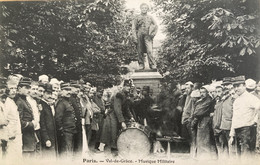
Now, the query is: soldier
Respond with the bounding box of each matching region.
[16,77,37,158]
[69,80,83,155]
[55,82,77,159]
[100,80,134,156]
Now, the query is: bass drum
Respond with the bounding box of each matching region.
[117,122,152,158]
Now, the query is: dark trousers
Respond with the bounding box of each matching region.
[60,132,75,158]
[235,125,256,157]
[35,129,42,156]
[1,140,7,158]
[215,130,230,158]
[85,124,92,145]
[73,127,82,154]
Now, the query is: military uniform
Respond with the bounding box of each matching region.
[16,94,37,154]
[69,94,82,154]
[55,97,77,157]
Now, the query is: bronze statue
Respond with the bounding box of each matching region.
[132,3,158,70]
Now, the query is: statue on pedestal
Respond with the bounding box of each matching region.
[132,3,158,70]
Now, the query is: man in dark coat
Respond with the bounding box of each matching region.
[55,83,77,158]
[16,77,37,157]
[138,86,154,125]
[191,87,217,160]
[69,80,83,155]
[100,80,134,155]
[40,83,58,158]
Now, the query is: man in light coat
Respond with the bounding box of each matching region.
[4,79,23,159]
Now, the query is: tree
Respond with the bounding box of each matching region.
[153,0,260,83]
[0,0,137,87]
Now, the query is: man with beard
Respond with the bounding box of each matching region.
[55,83,77,159]
[27,81,41,156]
[69,80,83,155]
[16,77,37,158]
[229,76,260,158]
[39,83,57,158]
[191,87,217,160]
[212,86,224,157]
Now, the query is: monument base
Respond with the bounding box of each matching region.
[130,70,162,98]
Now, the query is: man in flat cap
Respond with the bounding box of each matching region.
[216,77,236,157]
[16,77,37,157]
[229,76,260,158]
[39,83,58,158]
[55,82,77,159]
[132,3,158,70]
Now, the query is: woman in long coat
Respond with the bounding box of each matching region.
[191,87,217,160]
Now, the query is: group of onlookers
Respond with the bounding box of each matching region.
[1,73,260,161]
[180,76,260,160]
[0,74,155,161]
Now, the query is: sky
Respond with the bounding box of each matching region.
[125,0,166,41]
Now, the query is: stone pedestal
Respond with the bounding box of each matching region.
[130,70,163,98]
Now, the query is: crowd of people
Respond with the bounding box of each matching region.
[0,74,154,161]
[178,76,260,160]
[0,73,260,161]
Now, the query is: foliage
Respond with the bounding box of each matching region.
[0,0,137,87]
[153,0,260,83]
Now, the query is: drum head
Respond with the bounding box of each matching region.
[117,128,151,158]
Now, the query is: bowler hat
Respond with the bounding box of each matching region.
[45,83,54,93]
